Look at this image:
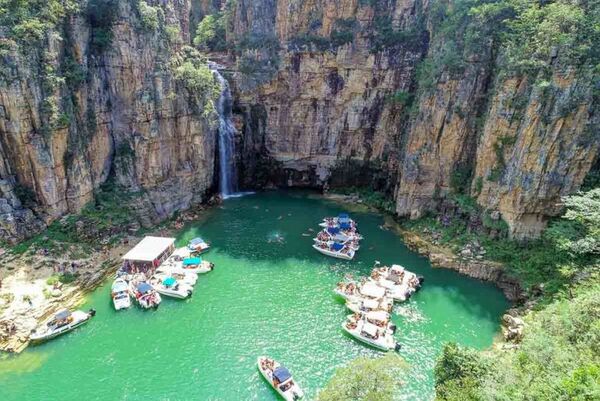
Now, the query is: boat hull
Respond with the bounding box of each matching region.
[30,310,94,343]
[341,322,398,352]
[312,245,354,260]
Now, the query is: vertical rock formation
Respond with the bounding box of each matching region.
[0,1,218,241]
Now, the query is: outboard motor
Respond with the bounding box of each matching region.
[390,324,397,334]
[88,308,97,317]
[417,276,425,290]
[394,343,402,352]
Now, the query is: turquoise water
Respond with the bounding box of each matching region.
[0,192,508,400]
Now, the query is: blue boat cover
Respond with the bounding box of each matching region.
[163,277,176,287]
[137,282,153,293]
[338,213,349,219]
[273,367,292,383]
[331,242,344,251]
[327,226,341,234]
[189,237,206,246]
[183,257,201,266]
[339,222,351,230]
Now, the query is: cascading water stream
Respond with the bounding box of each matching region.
[213,68,239,198]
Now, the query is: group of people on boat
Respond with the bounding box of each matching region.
[312,214,361,260]
[334,263,424,351]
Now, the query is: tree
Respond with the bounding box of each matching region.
[317,353,406,401]
[434,343,488,401]
[193,13,226,51]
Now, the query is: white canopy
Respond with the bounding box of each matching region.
[361,322,380,337]
[360,283,386,299]
[362,299,380,309]
[390,264,405,273]
[122,236,175,262]
[367,310,389,322]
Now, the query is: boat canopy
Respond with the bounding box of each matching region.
[338,213,349,219]
[339,222,351,230]
[327,226,341,235]
[55,309,71,320]
[361,322,380,337]
[273,366,292,383]
[390,264,405,273]
[360,283,386,298]
[112,280,128,292]
[331,242,344,251]
[362,299,380,309]
[183,257,201,266]
[367,310,389,322]
[163,277,176,287]
[122,236,175,262]
[136,282,153,293]
[189,237,206,246]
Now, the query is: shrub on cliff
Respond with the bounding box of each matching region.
[194,13,227,51]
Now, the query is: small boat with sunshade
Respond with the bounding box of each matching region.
[187,237,211,254]
[30,308,96,343]
[111,278,131,310]
[181,257,214,274]
[130,282,161,309]
[257,356,304,400]
[312,240,355,260]
[151,276,193,299]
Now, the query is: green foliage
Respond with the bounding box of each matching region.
[435,279,600,400]
[317,353,406,401]
[87,0,119,53]
[137,1,161,32]
[387,91,413,107]
[435,343,489,401]
[450,166,472,194]
[165,24,181,46]
[193,13,226,51]
[370,15,423,53]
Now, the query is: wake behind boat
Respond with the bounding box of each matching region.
[30,308,96,344]
[257,356,304,400]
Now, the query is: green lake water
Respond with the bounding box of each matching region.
[0,191,508,400]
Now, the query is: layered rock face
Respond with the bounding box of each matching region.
[227,0,427,190]
[0,1,217,241]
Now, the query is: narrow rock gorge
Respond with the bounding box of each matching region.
[0,0,598,243]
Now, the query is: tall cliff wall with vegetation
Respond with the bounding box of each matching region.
[0,0,598,244]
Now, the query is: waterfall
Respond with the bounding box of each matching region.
[213,69,239,198]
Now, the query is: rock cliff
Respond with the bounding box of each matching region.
[0,0,598,242]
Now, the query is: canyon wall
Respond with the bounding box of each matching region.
[0,0,597,242]
[0,1,218,242]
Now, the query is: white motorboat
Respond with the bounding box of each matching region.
[334,281,387,302]
[30,308,96,343]
[154,266,198,286]
[342,316,400,352]
[314,231,360,250]
[372,264,424,292]
[180,256,214,274]
[188,237,211,254]
[312,241,355,260]
[257,356,304,400]
[319,213,356,228]
[347,311,397,333]
[346,297,393,314]
[150,277,193,299]
[111,278,131,310]
[130,281,161,309]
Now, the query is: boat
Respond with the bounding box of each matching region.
[314,228,361,250]
[319,213,356,229]
[150,276,193,299]
[334,281,387,302]
[30,308,96,343]
[346,296,393,314]
[312,241,355,260]
[188,237,210,254]
[372,264,424,291]
[181,257,214,274]
[342,315,400,352]
[257,356,304,400]
[347,311,397,333]
[154,265,198,286]
[111,278,131,310]
[130,282,161,309]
